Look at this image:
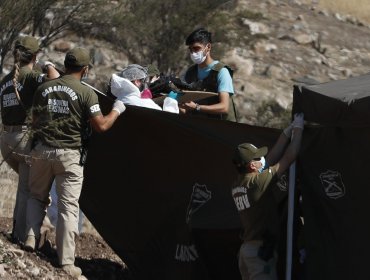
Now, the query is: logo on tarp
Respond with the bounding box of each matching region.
[186,183,212,224]
[319,170,345,199]
[175,244,199,262]
[277,174,287,192]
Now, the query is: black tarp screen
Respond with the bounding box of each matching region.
[294,73,370,280]
[80,99,280,280]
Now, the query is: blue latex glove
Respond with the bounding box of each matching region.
[168,90,183,100]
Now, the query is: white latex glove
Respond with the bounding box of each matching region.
[112,100,126,115]
[283,123,294,138]
[292,113,304,129]
[37,60,56,71]
[163,97,179,114]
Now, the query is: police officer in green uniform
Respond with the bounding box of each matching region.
[232,113,304,280]
[0,35,59,243]
[24,47,126,278]
[181,27,238,122]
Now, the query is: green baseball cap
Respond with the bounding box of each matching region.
[64,47,93,68]
[15,36,40,53]
[233,143,268,164]
[147,64,160,76]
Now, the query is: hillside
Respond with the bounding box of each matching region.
[1,0,370,279]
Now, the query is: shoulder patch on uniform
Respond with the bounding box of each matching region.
[37,74,46,83]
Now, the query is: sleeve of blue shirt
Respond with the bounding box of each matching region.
[217,67,234,95]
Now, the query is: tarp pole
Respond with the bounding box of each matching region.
[285,161,296,280]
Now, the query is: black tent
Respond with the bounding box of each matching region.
[293,72,370,280]
[80,98,281,280]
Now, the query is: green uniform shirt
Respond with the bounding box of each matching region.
[32,75,102,149]
[0,66,45,125]
[231,166,281,242]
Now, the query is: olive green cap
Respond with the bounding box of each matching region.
[64,47,92,68]
[14,36,40,53]
[147,64,160,76]
[233,143,268,164]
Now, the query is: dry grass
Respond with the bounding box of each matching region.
[318,0,370,23]
[0,159,17,218]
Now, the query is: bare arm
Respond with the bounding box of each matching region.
[273,127,303,177]
[265,132,290,166]
[89,100,126,132]
[46,65,60,79]
[90,110,120,133]
[183,92,230,114]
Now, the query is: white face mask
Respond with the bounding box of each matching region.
[190,47,208,64]
[258,156,266,173]
[81,68,89,81]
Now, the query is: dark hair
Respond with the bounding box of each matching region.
[12,47,35,105]
[185,28,212,45]
[233,161,248,174]
[64,64,85,73]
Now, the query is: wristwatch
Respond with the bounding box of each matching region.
[195,103,201,111]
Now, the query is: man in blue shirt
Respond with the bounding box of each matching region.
[182,28,238,122]
[183,28,241,279]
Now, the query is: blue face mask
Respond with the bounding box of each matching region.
[258,156,266,173]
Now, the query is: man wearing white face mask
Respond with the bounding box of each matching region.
[181,28,238,121]
[231,113,304,280]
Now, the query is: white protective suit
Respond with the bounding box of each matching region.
[110,74,179,113]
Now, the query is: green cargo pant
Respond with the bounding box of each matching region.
[0,125,31,242]
[26,142,83,265]
[239,240,277,280]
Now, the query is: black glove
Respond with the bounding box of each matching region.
[149,75,172,96]
[169,76,193,91]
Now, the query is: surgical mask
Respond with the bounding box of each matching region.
[258,156,266,173]
[139,82,145,92]
[81,69,89,81]
[190,48,207,64]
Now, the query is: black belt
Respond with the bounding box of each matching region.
[3,125,28,132]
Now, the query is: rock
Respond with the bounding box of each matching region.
[16,271,26,279]
[265,65,284,80]
[30,267,40,277]
[328,73,339,80]
[341,68,353,78]
[242,19,270,35]
[15,259,26,269]
[223,49,254,77]
[311,57,322,65]
[334,13,345,22]
[296,14,305,21]
[0,264,6,277]
[53,40,73,52]
[91,48,105,66]
[318,10,330,17]
[7,248,24,258]
[293,33,314,45]
[253,41,277,55]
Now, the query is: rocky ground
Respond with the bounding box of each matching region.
[0,218,129,280]
[1,0,370,279]
[226,0,370,125]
